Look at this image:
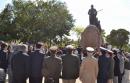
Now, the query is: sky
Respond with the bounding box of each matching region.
[60,0,130,34]
[0,0,130,37]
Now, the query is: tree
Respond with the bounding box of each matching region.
[0,0,74,44]
[12,0,74,44]
[123,44,130,52]
[106,29,130,49]
[71,26,84,44]
[0,4,18,41]
[100,29,106,43]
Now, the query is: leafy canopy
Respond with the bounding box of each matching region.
[106,29,130,48]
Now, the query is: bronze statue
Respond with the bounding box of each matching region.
[88,5,97,25]
[88,5,102,32]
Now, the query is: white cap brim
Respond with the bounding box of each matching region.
[86,47,94,52]
[50,46,58,50]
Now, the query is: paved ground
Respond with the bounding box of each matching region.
[6,76,82,83]
[27,78,81,83]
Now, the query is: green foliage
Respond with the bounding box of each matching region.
[101,29,106,37]
[71,26,85,45]
[71,26,85,42]
[100,29,106,43]
[72,26,85,38]
[123,44,130,52]
[106,29,130,49]
[0,4,17,41]
[0,0,74,44]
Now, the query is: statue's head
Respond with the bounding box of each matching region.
[91,4,94,8]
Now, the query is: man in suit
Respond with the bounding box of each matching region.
[113,49,125,83]
[62,45,80,83]
[113,49,122,83]
[42,46,62,83]
[0,42,8,83]
[0,41,4,50]
[11,44,30,83]
[29,42,45,83]
[97,47,112,83]
[0,42,8,72]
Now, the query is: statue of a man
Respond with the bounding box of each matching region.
[88,5,97,25]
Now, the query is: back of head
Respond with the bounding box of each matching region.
[100,47,107,55]
[12,45,20,53]
[0,41,4,45]
[1,42,8,50]
[19,44,28,52]
[36,42,43,49]
[86,47,94,52]
[86,47,95,56]
[49,46,58,55]
[28,45,33,51]
[66,45,74,54]
[112,48,119,55]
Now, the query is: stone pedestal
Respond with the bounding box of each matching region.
[80,25,103,49]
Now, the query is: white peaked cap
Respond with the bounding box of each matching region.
[112,48,120,52]
[100,47,107,51]
[100,47,113,53]
[66,45,74,49]
[107,49,113,53]
[50,46,58,50]
[112,48,118,51]
[86,47,94,52]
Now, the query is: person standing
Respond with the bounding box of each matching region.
[113,49,120,83]
[62,45,80,83]
[122,53,130,83]
[0,42,8,72]
[11,44,30,83]
[106,50,115,83]
[8,45,20,83]
[97,47,111,83]
[29,42,45,83]
[118,50,125,83]
[79,47,98,83]
[0,41,4,50]
[42,46,62,83]
[0,42,8,83]
[113,49,125,83]
[77,46,82,61]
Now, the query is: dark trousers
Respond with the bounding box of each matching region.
[29,76,43,83]
[0,81,4,83]
[118,74,123,83]
[12,77,27,83]
[97,78,108,83]
[44,78,59,83]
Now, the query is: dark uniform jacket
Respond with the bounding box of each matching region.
[0,50,8,71]
[11,51,30,78]
[98,55,111,82]
[30,50,45,77]
[0,68,5,81]
[125,56,130,70]
[61,54,80,79]
[108,56,114,79]
[42,55,62,79]
[114,55,121,76]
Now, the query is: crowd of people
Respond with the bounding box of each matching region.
[0,41,130,83]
